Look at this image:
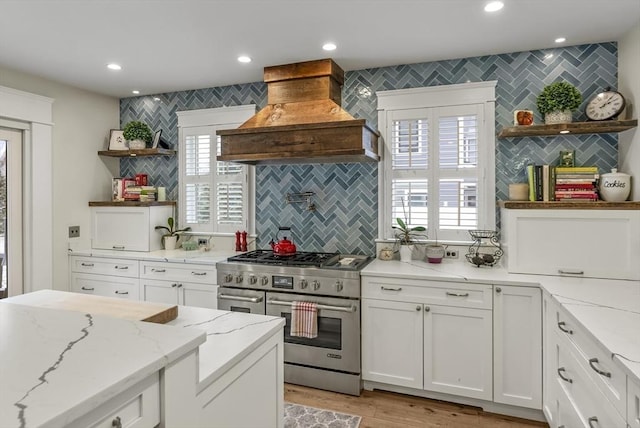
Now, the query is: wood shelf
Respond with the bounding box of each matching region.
[89,201,176,207]
[497,119,637,138]
[499,200,640,210]
[97,148,176,157]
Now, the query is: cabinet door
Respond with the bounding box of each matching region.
[542,294,559,425]
[180,283,218,309]
[629,376,640,428]
[493,285,542,409]
[140,279,179,305]
[423,305,492,400]
[362,299,423,389]
[70,273,139,300]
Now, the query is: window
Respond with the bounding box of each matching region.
[177,106,255,235]
[377,82,496,242]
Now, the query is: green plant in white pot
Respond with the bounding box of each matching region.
[536,82,582,125]
[392,217,427,262]
[123,121,153,149]
[155,217,191,250]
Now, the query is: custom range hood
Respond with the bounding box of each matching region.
[217,59,379,165]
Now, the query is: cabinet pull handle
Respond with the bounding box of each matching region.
[81,286,95,291]
[80,262,94,267]
[112,245,125,250]
[114,265,128,270]
[171,283,178,288]
[416,305,421,311]
[446,292,469,297]
[587,417,599,428]
[495,287,502,293]
[191,272,206,276]
[381,286,402,291]
[558,269,584,275]
[152,268,166,273]
[112,416,122,428]
[115,291,129,295]
[588,358,611,378]
[557,367,572,383]
[177,283,183,288]
[424,306,430,312]
[557,321,573,334]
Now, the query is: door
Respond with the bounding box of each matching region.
[140,279,179,305]
[180,283,218,309]
[361,298,423,389]
[423,304,492,400]
[0,128,23,298]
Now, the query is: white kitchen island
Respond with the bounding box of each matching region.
[2,290,285,428]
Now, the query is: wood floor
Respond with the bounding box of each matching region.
[284,384,549,428]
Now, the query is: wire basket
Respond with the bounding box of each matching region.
[465,230,503,267]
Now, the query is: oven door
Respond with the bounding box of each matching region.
[218,287,265,315]
[266,291,360,374]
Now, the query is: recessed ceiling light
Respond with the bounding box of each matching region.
[484,1,504,12]
[322,43,337,51]
[107,63,122,71]
[555,37,566,43]
[237,56,252,63]
[132,90,140,95]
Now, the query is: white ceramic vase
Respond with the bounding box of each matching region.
[544,110,572,124]
[399,245,413,262]
[599,168,631,202]
[163,235,178,250]
[128,139,146,150]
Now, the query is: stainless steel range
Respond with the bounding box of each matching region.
[216,250,371,396]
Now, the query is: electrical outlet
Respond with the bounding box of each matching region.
[445,249,458,259]
[198,238,208,246]
[69,226,80,238]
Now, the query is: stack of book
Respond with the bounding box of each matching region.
[526,165,554,201]
[124,186,157,201]
[554,166,599,201]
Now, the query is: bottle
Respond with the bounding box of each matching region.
[235,231,242,251]
[241,231,248,252]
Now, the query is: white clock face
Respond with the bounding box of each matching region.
[586,91,625,120]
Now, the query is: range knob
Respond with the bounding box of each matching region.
[299,279,308,289]
[224,274,233,283]
[335,280,343,292]
[235,274,243,284]
[248,275,257,285]
[260,276,269,286]
[312,280,321,291]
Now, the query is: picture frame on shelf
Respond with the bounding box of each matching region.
[559,150,575,167]
[108,129,127,150]
[152,130,162,149]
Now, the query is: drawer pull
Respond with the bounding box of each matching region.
[114,265,129,270]
[171,283,178,288]
[81,286,95,291]
[416,305,421,311]
[495,287,502,293]
[80,262,94,267]
[424,306,430,312]
[115,291,129,295]
[177,283,183,288]
[381,286,402,291]
[588,358,611,378]
[191,272,207,276]
[446,292,469,297]
[112,416,122,428]
[557,321,573,334]
[557,367,572,383]
[558,269,584,275]
[152,268,166,273]
[112,245,125,250]
[588,417,599,428]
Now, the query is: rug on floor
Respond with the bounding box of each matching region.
[284,402,361,428]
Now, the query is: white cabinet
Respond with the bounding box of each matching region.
[493,285,542,409]
[501,208,640,280]
[69,256,139,300]
[139,261,218,309]
[361,276,493,401]
[90,205,173,251]
[629,377,640,428]
[361,299,423,389]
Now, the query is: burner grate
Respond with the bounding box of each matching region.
[228,250,340,267]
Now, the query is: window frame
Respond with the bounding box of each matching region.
[176,105,256,236]
[377,81,497,243]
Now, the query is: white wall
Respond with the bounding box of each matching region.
[0,65,120,291]
[618,20,640,201]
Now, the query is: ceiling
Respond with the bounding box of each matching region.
[1,1,639,99]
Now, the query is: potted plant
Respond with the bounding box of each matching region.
[392,217,427,262]
[155,217,191,250]
[536,82,582,124]
[123,121,153,149]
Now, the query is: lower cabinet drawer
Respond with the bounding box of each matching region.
[140,261,216,285]
[70,256,139,278]
[69,373,160,428]
[70,273,139,300]
[629,377,640,428]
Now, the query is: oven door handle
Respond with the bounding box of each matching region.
[218,294,264,303]
[267,299,356,313]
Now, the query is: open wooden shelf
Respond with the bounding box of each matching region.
[98,148,176,157]
[497,119,637,138]
[499,200,640,210]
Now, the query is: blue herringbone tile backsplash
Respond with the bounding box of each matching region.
[121,43,618,255]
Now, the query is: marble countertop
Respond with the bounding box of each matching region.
[363,258,640,383]
[1,291,206,428]
[68,247,236,265]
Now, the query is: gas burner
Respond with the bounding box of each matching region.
[227,250,340,267]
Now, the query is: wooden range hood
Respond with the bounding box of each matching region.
[217,59,380,165]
